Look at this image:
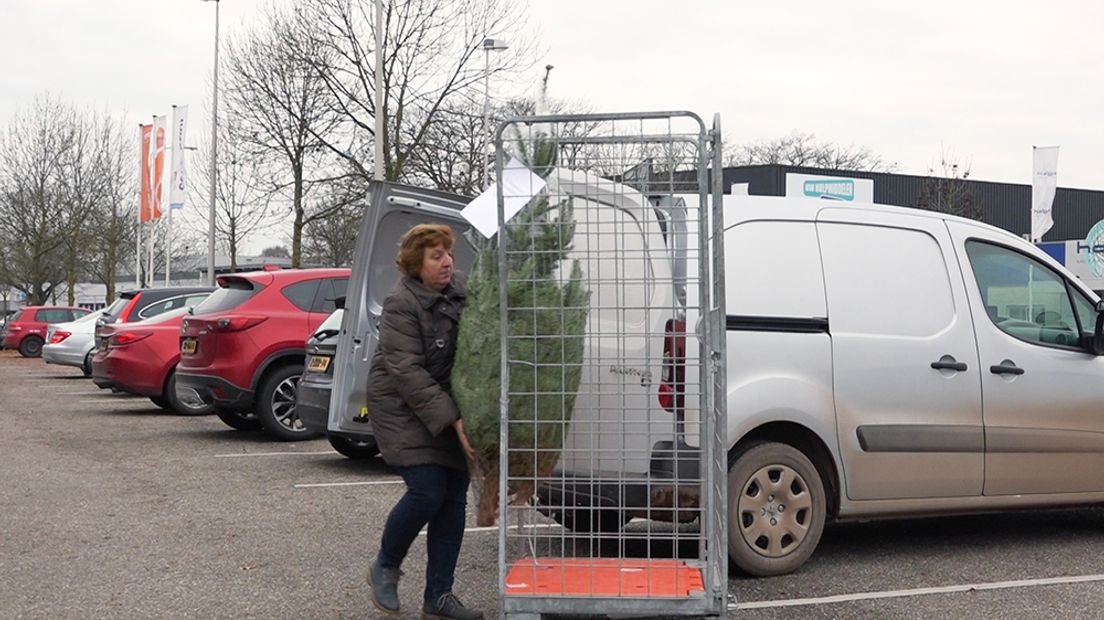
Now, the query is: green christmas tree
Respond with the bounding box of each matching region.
[453,129,589,526]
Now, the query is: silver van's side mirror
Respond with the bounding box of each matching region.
[1093,311,1104,355]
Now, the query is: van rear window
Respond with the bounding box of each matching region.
[192,279,263,315]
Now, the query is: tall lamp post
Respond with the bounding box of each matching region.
[482,38,507,190]
[201,0,220,286]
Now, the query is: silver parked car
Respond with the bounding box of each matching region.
[43,309,106,376]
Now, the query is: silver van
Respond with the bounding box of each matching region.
[329,178,1104,577]
[719,195,1104,575]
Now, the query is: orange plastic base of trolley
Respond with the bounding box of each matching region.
[504,558,705,598]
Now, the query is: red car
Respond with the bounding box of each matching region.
[91,308,213,415]
[2,306,91,357]
[176,268,349,440]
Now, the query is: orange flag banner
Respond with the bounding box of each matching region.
[150,116,166,221]
[139,124,152,223]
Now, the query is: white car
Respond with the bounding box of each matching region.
[42,309,105,376]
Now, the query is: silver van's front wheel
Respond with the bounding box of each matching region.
[728,442,826,576]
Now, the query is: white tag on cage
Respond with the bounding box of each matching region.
[461,157,547,239]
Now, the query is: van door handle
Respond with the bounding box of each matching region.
[990,363,1025,376]
[931,360,968,372]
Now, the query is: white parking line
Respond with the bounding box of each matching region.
[215,451,336,458]
[731,573,1104,610]
[294,480,404,488]
[59,391,105,396]
[446,523,562,535]
[76,399,149,404]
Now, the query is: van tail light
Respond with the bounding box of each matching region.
[658,319,686,413]
[214,315,268,332]
[50,331,71,344]
[111,331,152,346]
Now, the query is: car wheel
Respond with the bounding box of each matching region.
[149,395,173,410]
[727,441,826,577]
[18,336,43,358]
[215,408,262,432]
[327,435,380,459]
[256,364,319,441]
[166,368,214,416]
[82,350,94,377]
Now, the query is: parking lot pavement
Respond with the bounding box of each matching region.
[7,348,1104,619]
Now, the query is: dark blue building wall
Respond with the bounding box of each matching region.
[711,165,1104,243]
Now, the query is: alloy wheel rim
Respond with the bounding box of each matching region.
[26,339,41,355]
[271,376,302,431]
[737,463,814,558]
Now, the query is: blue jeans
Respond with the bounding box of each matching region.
[377,464,470,604]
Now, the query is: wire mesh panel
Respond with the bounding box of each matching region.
[491,112,727,619]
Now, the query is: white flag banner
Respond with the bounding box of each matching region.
[169,105,189,210]
[1031,146,1059,242]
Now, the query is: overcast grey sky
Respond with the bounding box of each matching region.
[3,0,1102,247]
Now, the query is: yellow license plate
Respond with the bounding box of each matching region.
[308,355,331,372]
[181,339,197,355]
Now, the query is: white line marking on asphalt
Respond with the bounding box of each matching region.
[59,391,105,396]
[294,480,404,488]
[215,451,336,458]
[448,523,562,535]
[76,399,149,404]
[730,573,1104,610]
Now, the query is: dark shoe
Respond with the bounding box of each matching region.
[367,559,403,616]
[422,592,484,620]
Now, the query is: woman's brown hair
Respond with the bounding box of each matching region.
[396,224,455,277]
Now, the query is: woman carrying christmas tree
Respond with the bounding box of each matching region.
[365,223,482,620]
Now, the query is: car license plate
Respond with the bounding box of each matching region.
[307,355,330,372]
[181,338,197,355]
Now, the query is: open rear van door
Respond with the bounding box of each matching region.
[327,181,474,441]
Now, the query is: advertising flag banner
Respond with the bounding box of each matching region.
[1031,146,1060,242]
[150,116,167,221]
[139,124,152,223]
[169,105,188,210]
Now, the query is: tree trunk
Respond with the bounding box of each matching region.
[66,263,77,306]
[471,458,500,527]
[291,164,304,268]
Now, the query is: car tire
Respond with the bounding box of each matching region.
[727,441,826,577]
[255,364,319,441]
[327,435,380,459]
[18,336,43,358]
[81,350,94,377]
[165,368,214,416]
[149,395,173,410]
[215,408,262,432]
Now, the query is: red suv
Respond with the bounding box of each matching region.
[91,307,214,415]
[176,268,349,440]
[2,306,91,357]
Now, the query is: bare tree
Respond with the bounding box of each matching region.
[188,117,274,273]
[410,91,595,195]
[261,245,290,258]
[0,95,79,305]
[725,131,895,172]
[223,5,343,268]
[302,172,368,267]
[83,113,137,302]
[916,154,980,220]
[298,0,535,183]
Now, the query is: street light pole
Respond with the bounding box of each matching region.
[374,0,384,182]
[202,0,220,286]
[482,38,507,190]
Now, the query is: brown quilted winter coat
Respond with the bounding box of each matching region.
[366,273,467,471]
